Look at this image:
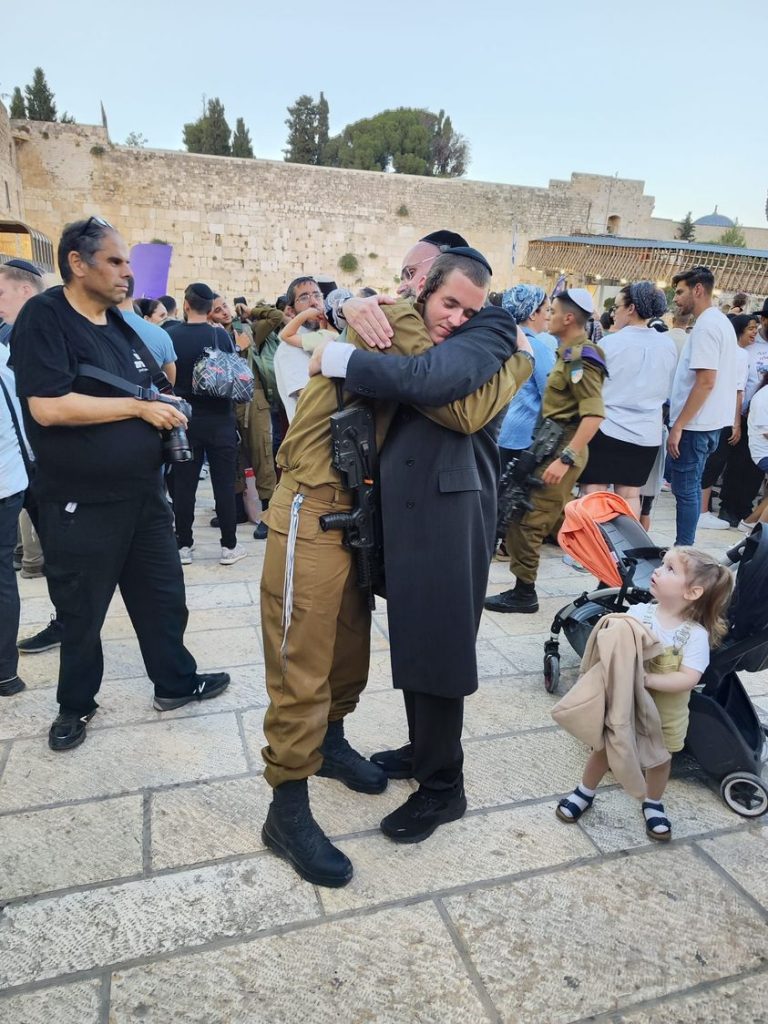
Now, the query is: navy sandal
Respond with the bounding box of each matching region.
[556,786,595,823]
[642,800,671,842]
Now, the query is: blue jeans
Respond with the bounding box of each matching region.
[0,490,24,681]
[666,429,720,545]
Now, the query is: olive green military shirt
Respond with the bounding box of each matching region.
[277,300,532,489]
[541,337,607,422]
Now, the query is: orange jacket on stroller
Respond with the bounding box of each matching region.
[558,491,639,588]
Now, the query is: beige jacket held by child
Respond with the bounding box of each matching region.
[551,614,670,798]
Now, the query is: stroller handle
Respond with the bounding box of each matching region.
[722,538,747,567]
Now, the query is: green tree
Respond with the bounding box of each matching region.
[316,92,329,155]
[183,97,231,155]
[323,107,468,177]
[676,211,695,241]
[232,117,254,158]
[24,67,57,121]
[125,131,147,148]
[60,111,76,124]
[284,94,325,164]
[9,87,25,119]
[717,221,747,247]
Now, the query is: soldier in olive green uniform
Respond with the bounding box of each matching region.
[485,289,607,614]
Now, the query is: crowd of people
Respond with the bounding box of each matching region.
[1,216,767,890]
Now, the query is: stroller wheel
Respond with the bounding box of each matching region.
[720,772,768,817]
[543,653,560,694]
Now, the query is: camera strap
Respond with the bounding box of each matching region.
[76,315,172,400]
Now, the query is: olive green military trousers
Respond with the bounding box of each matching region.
[260,482,370,788]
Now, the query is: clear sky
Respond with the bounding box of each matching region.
[4,0,767,228]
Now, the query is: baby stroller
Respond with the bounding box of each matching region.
[543,492,768,818]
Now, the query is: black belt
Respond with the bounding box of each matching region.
[0,489,24,506]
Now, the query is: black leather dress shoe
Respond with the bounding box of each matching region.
[380,787,467,844]
[48,708,98,751]
[153,672,231,711]
[0,675,26,697]
[483,588,539,614]
[370,742,413,779]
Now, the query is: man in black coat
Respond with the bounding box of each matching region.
[313,247,534,843]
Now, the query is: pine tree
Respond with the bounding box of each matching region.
[676,212,695,241]
[9,87,26,119]
[232,118,254,158]
[284,95,321,164]
[316,92,329,160]
[183,97,231,156]
[24,67,57,121]
[717,221,747,247]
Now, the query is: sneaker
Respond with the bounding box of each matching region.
[370,742,413,779]
[0,675,26,697]
[380,786,467,844]
[697,512,730,531]
[661,480,672,492]
[737,519,756,534]
[562,554,589,573]
[48,708,98,751]
[153,672,231,711]
[17,617,64,654]
[483,587,539,614]
[19,567,45,580]
[220,544,248,565]
[178,546,193,565]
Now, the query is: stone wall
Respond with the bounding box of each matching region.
[0,102,24,221]
[8,113,768,298]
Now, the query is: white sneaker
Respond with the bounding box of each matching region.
[737,519,755,534]
[220,544,248,565]
[178,546,193,565]
[697,512,730,531]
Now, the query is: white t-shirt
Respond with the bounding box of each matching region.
[735,346,748,395]
[274,339,311,422]
[744,337,768,408]
[747,385,768,464]
[599,326,678,446]
[669,307,739,431]
[627,603,710,673]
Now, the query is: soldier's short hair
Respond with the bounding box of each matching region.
[419,253,491,304]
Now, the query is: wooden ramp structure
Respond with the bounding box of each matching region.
[526,235,768,293]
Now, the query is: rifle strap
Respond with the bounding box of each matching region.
[334,379,345,412]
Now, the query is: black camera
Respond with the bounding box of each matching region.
[153,393,193,463]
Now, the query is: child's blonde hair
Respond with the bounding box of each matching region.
[675,547,733,646]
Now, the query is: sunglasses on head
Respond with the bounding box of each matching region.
[79,215,113,237]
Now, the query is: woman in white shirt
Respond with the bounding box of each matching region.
[579,282,677,516]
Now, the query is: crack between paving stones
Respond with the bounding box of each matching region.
[235,709,257,772]
[0,740,11,784]
[141,793,152,875]
[434,897,503,1024]
[97,972,111,1024]
[565,961,768,1023]
[1,836,765,1002]
[689,838,768,922]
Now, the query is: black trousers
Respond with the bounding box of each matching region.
[403,689,464,796]
[720,415,764,520]
[38,487,198,715]
[171,411,238,549]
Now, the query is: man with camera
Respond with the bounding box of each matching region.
[9,218,230,750]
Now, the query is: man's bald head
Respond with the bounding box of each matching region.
[397,241,446,299]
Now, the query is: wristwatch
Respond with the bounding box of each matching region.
[559,447,577,467]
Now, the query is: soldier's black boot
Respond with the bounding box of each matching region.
[318,719,388,793]
[483,580,539,614]
[262,779,353,888]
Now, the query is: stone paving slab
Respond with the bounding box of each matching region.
[464,675,564,737]
[443,846,768,1024]
[578,776,743,852]
[0,714,249,812]
[0,979,103,1024]
[614,971,768,1022]
[698,828,768,908]
[321,801,597,914]
[463,729,589,808]
[0,855,320,990]
[0,794,143,900]
[108,902,490,1024]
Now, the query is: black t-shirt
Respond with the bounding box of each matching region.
[166,322,235,416]
[10,286,163,503]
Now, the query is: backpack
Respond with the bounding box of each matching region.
[249,330,280,405]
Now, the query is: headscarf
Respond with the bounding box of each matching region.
[502,284,547,324]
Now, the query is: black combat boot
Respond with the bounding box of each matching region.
[483,579,539,614]
[262,779,353,888]
[317,719,388,793]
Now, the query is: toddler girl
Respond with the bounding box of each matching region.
[556,546,733,840]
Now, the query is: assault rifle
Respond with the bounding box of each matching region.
[319,405,383,610]
[497,417,565,529]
